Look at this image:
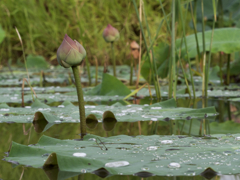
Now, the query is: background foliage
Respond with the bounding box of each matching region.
[0,0,176,66]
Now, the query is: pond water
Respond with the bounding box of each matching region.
[1,67,240,180]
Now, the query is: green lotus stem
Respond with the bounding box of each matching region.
[227,101,231,121]
[227,54,231,85]
[171,0,176,99]
[190,2,201,72]
[95,57,98,86]
[218,0,224,28]
[72,66,86,139]
[180,59,191,98]
[85,56,91,86]
[40,70,43,87]
[201,0,206,99]
[111,42,116,77]
[207,119,210,135]
[188,120,193,136]
[205,0,217,107]
[219,52,223,85]
[130,58,133,86]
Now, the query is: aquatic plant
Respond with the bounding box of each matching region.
[103,24,119,77]
[57,34,86,138]
[130,41,139,85]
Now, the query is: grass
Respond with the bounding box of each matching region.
[0,0,171,66]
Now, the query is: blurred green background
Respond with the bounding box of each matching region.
[0,0,177,66]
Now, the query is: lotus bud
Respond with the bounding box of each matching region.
[103,24,120,43]
[57,34,86,68]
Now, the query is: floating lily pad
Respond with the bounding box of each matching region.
[0,99,217,126]
[26,55,49,69]
[5,133,240,176]
[86,73,131,96]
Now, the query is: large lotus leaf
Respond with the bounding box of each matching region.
[5,133,240,176]
[86,73,131,96]
[144,28,240,81]
[0,99,217,126]
[177,28,240,59]
[192,0,240,30]
[0,25,5,44]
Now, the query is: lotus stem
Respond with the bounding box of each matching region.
[111,42,116,77]
[171,0,176,99]
[130,58,133,86]
[190,1,201,72]
[219,52,223,85]
[227,54,231,85]
[94,56,98,86]
[85,56,92,86]
[72,66,86,139]
[205,0,217,107]
[201,0,206,101]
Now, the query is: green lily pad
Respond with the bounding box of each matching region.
[26,54,49,69]
[5,133,240,176]
[86,73,131,96]
[229,97,240,102]
[0,99,217,126]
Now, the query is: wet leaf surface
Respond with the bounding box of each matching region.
[0,99,217,126]
[6,133,240,176]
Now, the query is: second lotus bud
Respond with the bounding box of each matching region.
[103,24,120,43]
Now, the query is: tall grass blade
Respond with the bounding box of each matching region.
[171,0,176,99]
[15,27,34,102]
[135,0,142,90]
[142,2,161,98]
[178,0,196,99]
[132,0,160,99]
[147,15,170,52]
[159,0,173,98]
[200,0,206,101]
[205,0,218,106]
[190,2,201,71]
[212,0,217,21]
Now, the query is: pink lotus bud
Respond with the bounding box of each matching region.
[130,41,140,59]
[103,24,120,43]
[57,34,86,68]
